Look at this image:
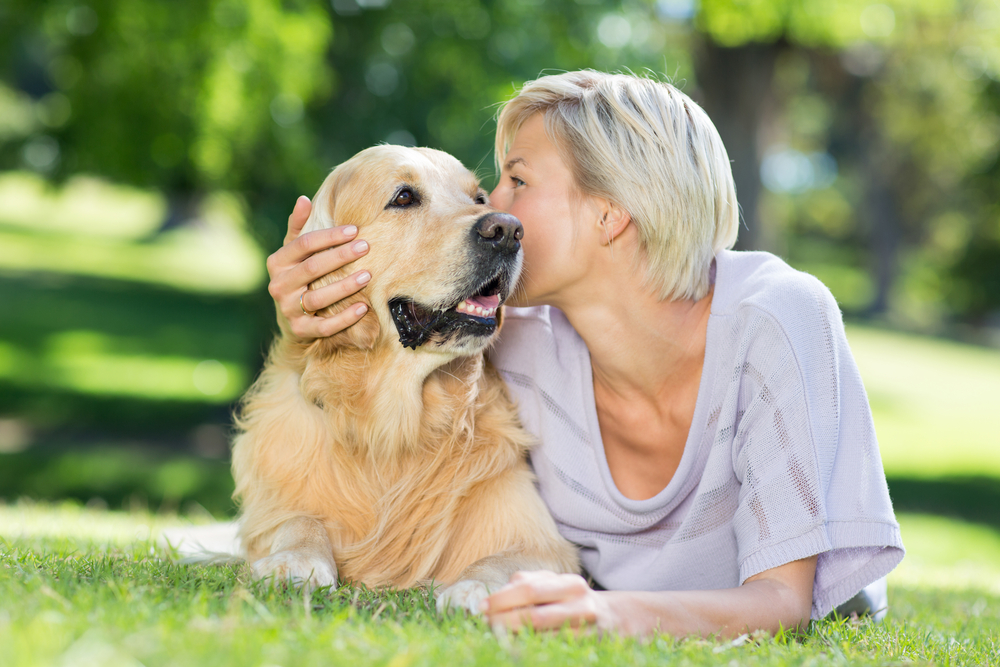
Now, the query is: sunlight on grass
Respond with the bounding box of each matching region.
[0,333,247,402]
[2,502,998,666]
[0,501,206,546]
[891,513,1000,596]
[846,325,1000,478]
[5,503,1000,601]
[0,172,165,240]
[0,172,265,294]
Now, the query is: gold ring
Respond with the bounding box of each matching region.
[299,292,315,316]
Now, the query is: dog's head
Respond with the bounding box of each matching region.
[302,145,523,359]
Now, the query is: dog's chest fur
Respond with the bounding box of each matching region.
[233,340,534,588]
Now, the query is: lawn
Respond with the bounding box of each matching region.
[1,503,998,666]
[845,324,1000,479]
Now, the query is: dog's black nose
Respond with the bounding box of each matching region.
[474,213,523,253]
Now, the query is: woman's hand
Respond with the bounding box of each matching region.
[267,195,372,340]
[482,571,618,634]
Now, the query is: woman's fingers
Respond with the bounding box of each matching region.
[298,270,371,316]
[483,571,599,634]
[267,225,361,279]
[288,298,369,341]
[487,596,599,633]
[483,571,590,614]
[284,195,313,246]
[280,269,371,339]
[268,195,374,342]
[267,229,369,316]
[283,236,369,293]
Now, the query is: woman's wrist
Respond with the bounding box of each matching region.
[599,590,672,637]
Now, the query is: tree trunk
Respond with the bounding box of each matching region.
[693,41,781,252]
[861,135,901,316]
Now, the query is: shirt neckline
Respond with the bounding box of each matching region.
[573,254,727,513]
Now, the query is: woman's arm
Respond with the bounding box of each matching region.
[482,556,818,638]
[267,195,372,340]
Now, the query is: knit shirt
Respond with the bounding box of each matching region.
[487,249,905,619]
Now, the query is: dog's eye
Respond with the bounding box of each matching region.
[474,193,487,205]
[391,188,416,207]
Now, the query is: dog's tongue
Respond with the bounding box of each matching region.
[467,294,500,310]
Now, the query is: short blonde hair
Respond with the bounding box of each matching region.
[495,70,739,302]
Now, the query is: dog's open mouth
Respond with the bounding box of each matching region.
[389,274,505,350]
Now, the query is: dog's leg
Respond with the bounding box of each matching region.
[435,550,578,614]
[250,516,338,592]
[434,464,580,615]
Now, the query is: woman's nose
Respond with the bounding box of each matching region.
[489,185,511,212]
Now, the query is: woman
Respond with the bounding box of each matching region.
[266,71,904,637]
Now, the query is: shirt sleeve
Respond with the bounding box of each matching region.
[730,277,904,619]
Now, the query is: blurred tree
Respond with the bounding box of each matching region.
[1,0,998,325]
[0,0,334,232]
[947,77,1000,324]
[695,0,1000,324]
[0,0,696,249]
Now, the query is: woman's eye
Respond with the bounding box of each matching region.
[510,176,525,187]
[392,189,415,207]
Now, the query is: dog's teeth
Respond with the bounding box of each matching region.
[457,302,466,312]
[476,306,484,315]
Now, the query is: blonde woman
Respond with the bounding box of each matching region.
[265,71,903,637]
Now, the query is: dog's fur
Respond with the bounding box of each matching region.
[231,145,578,611]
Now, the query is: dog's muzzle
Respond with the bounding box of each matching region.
[388,213,523,350]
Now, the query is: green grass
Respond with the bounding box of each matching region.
[0,448,235,517]
[845,324,1000,479]
[0,172,265,294]
[1,502,999,666]
[0,171,270,429]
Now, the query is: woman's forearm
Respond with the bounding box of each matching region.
[602,578,812,638]
[602,556,818,638]
[483,557,817,638]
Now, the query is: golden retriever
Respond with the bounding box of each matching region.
[230,145,579,612]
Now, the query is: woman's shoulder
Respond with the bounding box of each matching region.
[713,249,841,332]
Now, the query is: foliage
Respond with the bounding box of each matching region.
[0,0,332,195]
[0,0,695,249]
[699,0,1000,323]
[2,0,999,310]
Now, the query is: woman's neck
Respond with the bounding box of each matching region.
[552,261,714,411]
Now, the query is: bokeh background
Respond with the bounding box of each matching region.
[1,0,999,589]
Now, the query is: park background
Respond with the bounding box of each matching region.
[1,0,1000,664]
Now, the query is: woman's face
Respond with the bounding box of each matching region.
[489,113,591,307]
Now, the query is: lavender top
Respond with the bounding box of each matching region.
[488,249,904,619]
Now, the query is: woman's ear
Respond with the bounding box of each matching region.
[596,199,631,246]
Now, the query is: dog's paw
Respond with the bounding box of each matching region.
[436,579,491,615]
[251,550,337,590]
